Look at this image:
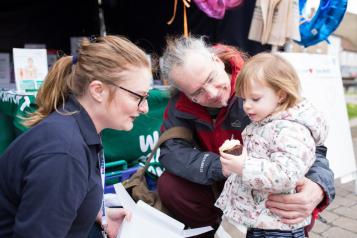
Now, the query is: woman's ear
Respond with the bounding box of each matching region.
[88,80,105,103]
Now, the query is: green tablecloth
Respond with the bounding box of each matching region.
[0,89,169,175]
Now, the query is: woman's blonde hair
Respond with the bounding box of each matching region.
[24,35,150,127]
[236,52,301,111]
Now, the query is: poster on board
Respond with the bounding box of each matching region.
[13,48,48,94]
[280,53,356,182]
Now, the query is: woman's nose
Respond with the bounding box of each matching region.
[138,100,149,114]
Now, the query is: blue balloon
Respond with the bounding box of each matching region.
[296,0,348,47]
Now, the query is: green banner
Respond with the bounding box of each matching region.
[0,90,35,153]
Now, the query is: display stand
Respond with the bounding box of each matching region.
[280,53,357,194]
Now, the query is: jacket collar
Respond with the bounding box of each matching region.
[63,95,101,147]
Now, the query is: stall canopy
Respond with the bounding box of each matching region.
[0,0,268,55]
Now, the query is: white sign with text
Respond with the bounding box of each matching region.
[280,53,356,182]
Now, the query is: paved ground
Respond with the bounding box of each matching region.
[309,96,357,237]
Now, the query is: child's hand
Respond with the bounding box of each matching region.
[220,147,247,175]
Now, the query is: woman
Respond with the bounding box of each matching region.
[0,35,152,238]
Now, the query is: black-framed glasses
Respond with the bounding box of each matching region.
[112,84,149,107]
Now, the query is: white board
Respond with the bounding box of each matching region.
[280,53,356,182]
[13,48,48,94]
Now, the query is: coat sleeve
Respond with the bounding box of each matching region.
[242,121,316,193]
[159,99,225,185]
[306,145,335,210]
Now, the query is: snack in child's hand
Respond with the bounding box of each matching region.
[219,139,243,155]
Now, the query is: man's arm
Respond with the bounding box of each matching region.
[305,145,335,209]
[159,96,226,185]
[159,138,225,185]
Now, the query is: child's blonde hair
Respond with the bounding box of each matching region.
[236,53,301,111]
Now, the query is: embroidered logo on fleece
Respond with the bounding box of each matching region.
[231,120,241,128]
[200,153,210,173]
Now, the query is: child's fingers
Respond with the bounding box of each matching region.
[220,151,239,160]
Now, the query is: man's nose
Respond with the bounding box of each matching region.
[205,85,218,99]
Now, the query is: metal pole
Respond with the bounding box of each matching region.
[98,0,107,36]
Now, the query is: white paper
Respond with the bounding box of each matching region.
[113,183,213,238]
[183,226,215,237]
[13,48,48,94]
[104,193,122,207]
[119,211,182,238]
[113,182,137,212]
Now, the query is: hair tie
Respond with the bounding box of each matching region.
[89,35,97,43]
[72,55,78,65]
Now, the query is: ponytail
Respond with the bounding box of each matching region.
[23,56,74,127]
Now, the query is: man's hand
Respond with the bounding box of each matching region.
[266,177,324,224]
[106,208,131,238]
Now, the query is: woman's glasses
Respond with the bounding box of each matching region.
[111,84,149,107]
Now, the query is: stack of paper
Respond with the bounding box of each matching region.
[114,183,213,238]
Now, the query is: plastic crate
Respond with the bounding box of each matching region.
[104,165,140,193]
[104,166,159,194]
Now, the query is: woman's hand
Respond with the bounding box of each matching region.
[105,208,131,238]
[266,177,324,224]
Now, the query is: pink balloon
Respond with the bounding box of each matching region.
[193,0,244,19]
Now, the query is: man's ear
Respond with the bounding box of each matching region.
[88,80,105,103]
[212,55,225,69]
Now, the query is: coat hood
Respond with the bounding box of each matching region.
[262,99,328,145]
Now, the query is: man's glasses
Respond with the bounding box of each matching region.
[111,84,149,107]
[190,66,221,103]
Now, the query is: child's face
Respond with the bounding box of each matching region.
[241,80,282,122]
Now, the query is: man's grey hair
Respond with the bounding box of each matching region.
[160,36,214,86]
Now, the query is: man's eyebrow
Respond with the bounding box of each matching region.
[190,70,214,97]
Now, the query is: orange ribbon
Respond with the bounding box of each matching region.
[167,0,191,37]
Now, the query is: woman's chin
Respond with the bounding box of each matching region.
[122,122,134,131]
[112,121,133,131]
